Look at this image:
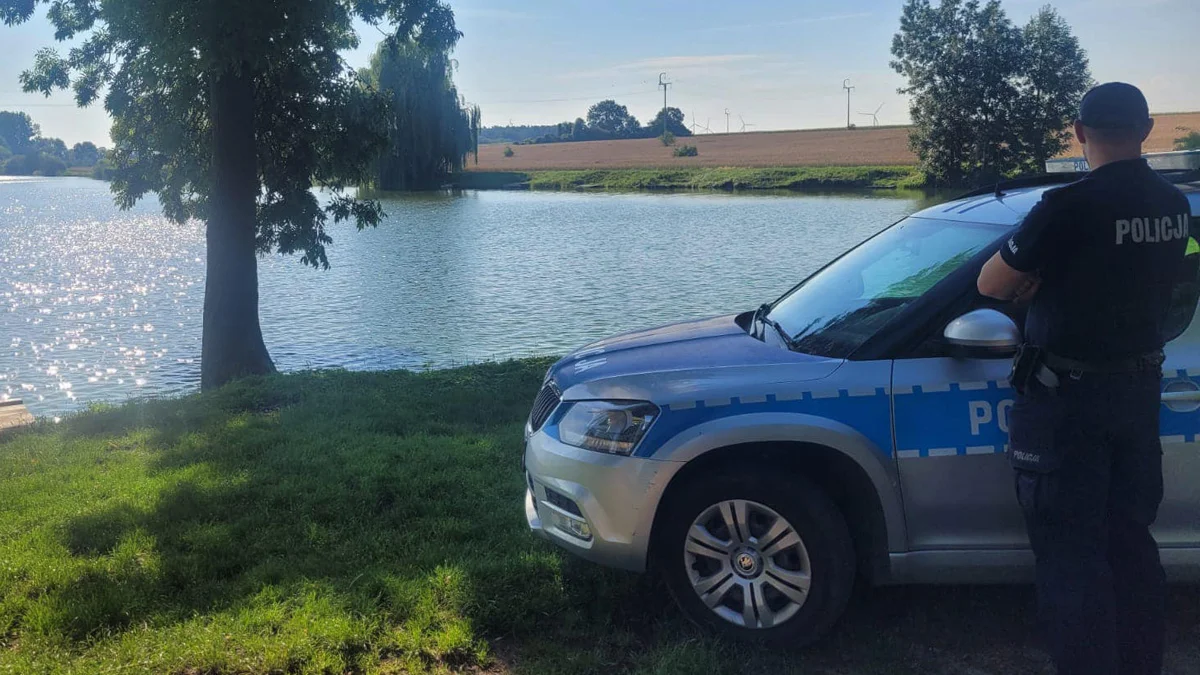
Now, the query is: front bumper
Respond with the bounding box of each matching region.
[524,428,683,572]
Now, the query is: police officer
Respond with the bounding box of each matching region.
[977,82,1192,675]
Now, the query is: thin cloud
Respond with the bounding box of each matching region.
[620,54,762,71]
[562,54,761,80]
[708,12,874,33]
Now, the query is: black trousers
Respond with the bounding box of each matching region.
[1008,370,1165,675]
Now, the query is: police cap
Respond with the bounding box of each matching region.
[1078,82,1151,129]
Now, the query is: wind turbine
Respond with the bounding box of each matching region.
[858,103,885,127]
[739,115,756,133]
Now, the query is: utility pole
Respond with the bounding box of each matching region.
[725,108,731,134]
[658,73,672,136]
[843,79,855,130]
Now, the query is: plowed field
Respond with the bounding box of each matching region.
[471,112,1200,171]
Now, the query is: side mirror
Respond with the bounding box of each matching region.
[943,309,1021,357]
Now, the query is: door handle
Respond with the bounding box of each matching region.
[1161,391,1200,402]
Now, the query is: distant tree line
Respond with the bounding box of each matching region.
[892,0,1092,186]
[0,111,111,178]
[483,100,693,146]
[479,124,558,145]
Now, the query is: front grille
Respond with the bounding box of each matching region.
[528,382,561,432]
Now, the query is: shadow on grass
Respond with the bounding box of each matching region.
[3,359,1197,673]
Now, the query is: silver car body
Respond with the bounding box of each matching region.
[525,182,1200,585]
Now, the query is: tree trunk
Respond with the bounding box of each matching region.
[201,65,275,391]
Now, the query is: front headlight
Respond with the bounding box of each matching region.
[555,400,659,456]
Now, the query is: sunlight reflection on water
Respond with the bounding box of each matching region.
[1,177,935,415]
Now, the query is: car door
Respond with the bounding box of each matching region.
[894,202,1200,554]
[892,345,1024,551]
[1157,204,1200,548]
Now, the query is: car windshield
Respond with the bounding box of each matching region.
[769,216,1008,358]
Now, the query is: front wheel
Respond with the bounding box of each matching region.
[654,470,856,646]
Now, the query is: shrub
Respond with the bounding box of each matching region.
[37,155,67,176]
[92,159,116,181]
[2,154,36,175]
[659,131,676,146]
[1175,130,1200,151]
[503,145,515,157]
[673,144,698,158]
[2,152,67,176]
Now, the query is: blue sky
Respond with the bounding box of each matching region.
[2,0,1198,145]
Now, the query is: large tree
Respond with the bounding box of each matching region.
[1013,5,1092,172]
[2,0,459,389]
[363,40,480,191]
[586,99,640,138]
[70,141,101,167]
[891,0,1090,186]
[0,110,39,154]
[647,107,692,138]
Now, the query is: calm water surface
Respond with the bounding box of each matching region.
[0,177,940,415]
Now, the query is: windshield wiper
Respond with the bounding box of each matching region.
[753,303,796,350]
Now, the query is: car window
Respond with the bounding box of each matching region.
[910,213,1200,359]
[770,216,1008,358]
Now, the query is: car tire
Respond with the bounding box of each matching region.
[654,469,856,647]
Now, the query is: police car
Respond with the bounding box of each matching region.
[523,150,1200,645]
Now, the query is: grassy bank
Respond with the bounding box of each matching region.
[453,166,926,192]
[2,362,1198,674]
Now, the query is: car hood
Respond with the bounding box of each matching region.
[549,314,843,398]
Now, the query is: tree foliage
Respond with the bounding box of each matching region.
[362,40,480,190]
[0,109,104,175]
[1013,5,1092,171]
[586,99,641,137]
[508,104,693,146]
[70,141,101,166]
[1,151,66,176]
[0,110,39,154]
[2,0,461,389]
[891,0,1091,185]
[1176,131,1200,151]
[647,107,691,138]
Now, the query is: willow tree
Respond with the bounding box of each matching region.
[363,41,480,191]
[1,0,459,389]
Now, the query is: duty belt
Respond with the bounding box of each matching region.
[1042,350,1165,376]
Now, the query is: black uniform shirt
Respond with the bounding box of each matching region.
[1000,158,1192,361]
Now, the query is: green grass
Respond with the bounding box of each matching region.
[2,361,1198,674]
[456,167,927,192]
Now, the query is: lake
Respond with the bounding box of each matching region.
[0,177,943,416]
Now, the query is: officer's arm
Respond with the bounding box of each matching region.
[977,194,1060,301]
[978,253,1037,301]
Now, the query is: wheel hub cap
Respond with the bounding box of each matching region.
[732,547,762,578]
[682,498,813,630]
